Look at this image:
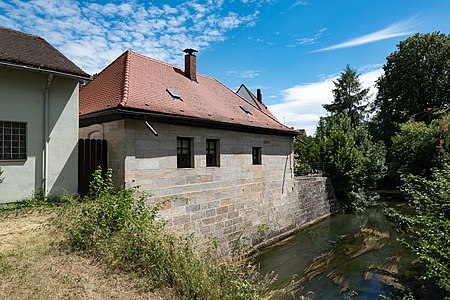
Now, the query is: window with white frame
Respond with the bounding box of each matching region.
[0,121,27,160]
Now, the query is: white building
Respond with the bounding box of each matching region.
[0,26,90,203]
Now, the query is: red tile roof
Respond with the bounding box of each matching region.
[0,26,89,78]
[80,50,296,134]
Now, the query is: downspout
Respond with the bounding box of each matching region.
[44,74,53,197]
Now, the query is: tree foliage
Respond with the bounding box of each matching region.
[390,111,450,182]
[300,65,386,212]
[293,134,320,162]
[372,32,450,146]
[391,120,440,179]
[394,165,450,296]
[315,114,386,212]
[323,65,369,126]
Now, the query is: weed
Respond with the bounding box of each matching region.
[60,167,271,300]
[0,190,69,214]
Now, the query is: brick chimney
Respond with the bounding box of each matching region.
[257,88,263,103]
[183,48,197,81]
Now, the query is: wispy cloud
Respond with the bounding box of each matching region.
[268,66,383,135]
[291,0,309,9]
[226,69,264,79]
[0,0,260,74]
[312,18,417,52]
[289,28,327,47]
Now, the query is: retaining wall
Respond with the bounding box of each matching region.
[161,175,339,253]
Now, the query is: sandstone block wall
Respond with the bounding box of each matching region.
[80,119,338,252]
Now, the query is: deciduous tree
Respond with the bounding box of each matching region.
[372,32,450,147]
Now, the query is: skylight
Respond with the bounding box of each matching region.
[240,105,252,114]
[167,88,181,99]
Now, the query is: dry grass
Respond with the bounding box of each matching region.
[0,209,179,300]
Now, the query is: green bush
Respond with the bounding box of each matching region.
[315,114,386,212]
[387,164,450,298]
[61,167,269,299]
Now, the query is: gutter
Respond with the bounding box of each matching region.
[43,74,53,196]
[80,108,299,137]
[0,61,91,81]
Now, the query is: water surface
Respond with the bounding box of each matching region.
[254,202,421,299]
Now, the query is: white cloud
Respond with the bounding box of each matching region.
[312,18,417,52]
[0,0,260,74]
[292,27,327,46]
[226,69,264,79]
[268,67,383,135]
[291,0,308,8]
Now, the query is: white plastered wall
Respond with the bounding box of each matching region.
[0,67,79,203]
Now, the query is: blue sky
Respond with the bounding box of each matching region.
[1,0,449,134]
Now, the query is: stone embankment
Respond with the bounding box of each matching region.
[158,176,339,253]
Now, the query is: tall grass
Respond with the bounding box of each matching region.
[60,168,272,299]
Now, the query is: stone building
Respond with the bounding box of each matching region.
[79,49,311,250]
[0,26,90,203]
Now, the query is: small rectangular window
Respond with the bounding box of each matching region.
[0,121,26,160]
[206,139,219,167]
[252,147,261,165]
[177,137,193,168]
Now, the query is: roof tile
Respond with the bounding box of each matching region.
[80,50,295,134]
[0,26,89,78]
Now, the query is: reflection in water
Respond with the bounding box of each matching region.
[254,203,421,300]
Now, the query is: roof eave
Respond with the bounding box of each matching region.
[0,60,91,80]
[80,108,298,136]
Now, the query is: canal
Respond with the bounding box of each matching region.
[253,201,427,299]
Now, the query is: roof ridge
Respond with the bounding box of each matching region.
[0,26,44,40]
[129,50,215,80]
[129,50,178,69]
[0,26,89,78]
[81,51,128,90]
[119,50,131,107]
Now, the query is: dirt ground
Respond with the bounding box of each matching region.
[0,209,179,300]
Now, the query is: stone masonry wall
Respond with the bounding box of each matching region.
[80,119,338,252]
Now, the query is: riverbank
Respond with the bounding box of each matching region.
[0,208,179,299]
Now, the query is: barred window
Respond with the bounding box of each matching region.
[252,147,261,165]
[0,121,27,160]
[177,137,193,168]
[206,139,219,167]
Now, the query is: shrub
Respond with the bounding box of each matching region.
[315,114,386,212]
[61,167,270,299]
[387,164,450,298]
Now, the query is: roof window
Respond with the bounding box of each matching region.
[240,105,252,114]
[167,88,181,99]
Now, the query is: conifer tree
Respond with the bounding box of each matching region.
[323,65,369,127]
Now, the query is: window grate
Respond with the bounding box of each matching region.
[177,137,193,168]
[0,121,26,160]
[206,139,219,167]
[252,147,261,165]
